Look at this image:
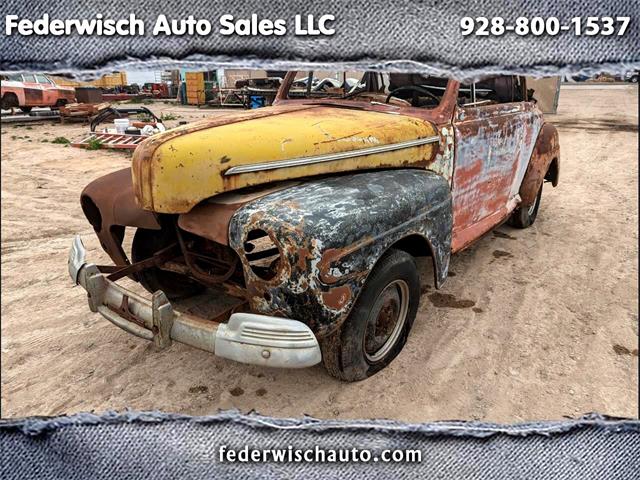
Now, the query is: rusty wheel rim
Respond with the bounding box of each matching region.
[364,279,409,363]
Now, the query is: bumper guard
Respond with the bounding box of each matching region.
[68,235,321,368]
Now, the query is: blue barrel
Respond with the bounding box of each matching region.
[250,96,265,109]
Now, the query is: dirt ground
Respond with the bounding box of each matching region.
[1,86,638,422]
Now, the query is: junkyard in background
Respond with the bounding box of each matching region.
[0,70,637,420]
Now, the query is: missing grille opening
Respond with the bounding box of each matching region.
[244,229,281,280]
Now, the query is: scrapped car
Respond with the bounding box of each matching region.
[1,73,75,112]
[69,72,560,381]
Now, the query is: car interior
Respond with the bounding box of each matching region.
[285,71,529,108]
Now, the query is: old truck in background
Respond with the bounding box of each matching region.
[1,73,75,112]
[69,72,559,381]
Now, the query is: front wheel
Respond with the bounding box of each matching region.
[1,94,18,110]
[508,184,543,229]
[321,249,421,381]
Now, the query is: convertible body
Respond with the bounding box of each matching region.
[70,72,560,379]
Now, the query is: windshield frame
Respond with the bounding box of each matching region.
[274,71,460,124]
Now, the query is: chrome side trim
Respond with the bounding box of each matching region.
[223,135,440,176]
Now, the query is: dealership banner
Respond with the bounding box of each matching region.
[1,411,639,479]
[1,0,639,80]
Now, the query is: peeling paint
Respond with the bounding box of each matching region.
[451,102,545,251]
[228,169,452,337]
[132,104,439,213]
[82,78,560,346]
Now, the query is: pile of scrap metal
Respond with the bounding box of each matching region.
[59,102,111,123]
[234,77,283,108]
[72,106,165,150]
[141,83,174,99]
[205,77,284,108]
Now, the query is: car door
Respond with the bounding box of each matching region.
[450,77,544,251]
[19,73,45,107]
[34,74,56,105]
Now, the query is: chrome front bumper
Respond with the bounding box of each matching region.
[68,235,321,368]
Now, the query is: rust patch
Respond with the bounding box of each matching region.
[80,168,160,266]
[322,285,352,310]
[296,246,311,270]
[178,202,243,246]
[23,87,44,104]
[318,243,371,285]
[519,123,560,205]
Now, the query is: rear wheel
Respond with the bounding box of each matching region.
[132,228,204,300]
[321,249,421,381]
[508,184,543,229]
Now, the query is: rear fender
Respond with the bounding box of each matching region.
[519,123,560,206]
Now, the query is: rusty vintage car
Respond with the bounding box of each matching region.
[69,72,559,381]
[1,73,75,112]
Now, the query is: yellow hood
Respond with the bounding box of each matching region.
[132,104,438,213]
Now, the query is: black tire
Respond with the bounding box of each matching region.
[19,106,32,113]
[508,184,543,229]
[321,249,421,381]
[131,228,204,300]
[1,94,18,110]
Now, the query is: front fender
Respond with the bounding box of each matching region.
[80,168,160,266]
[228,169,452,337]
[520,123,560,206]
